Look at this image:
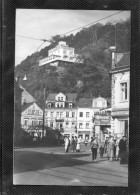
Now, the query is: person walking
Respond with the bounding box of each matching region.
[99,143,104,158]
[64,136,70,153]
[104,137,109,154]
[119,136,127,164]
[76,136,81,152]
[90,137,98,162]
[115,136,120,160]
[108,136,115,161]
[70,137,76,152]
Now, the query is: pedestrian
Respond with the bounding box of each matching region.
[84,138,88,146]
[108,136,115,161]
[99,143,104,158]
[119,136,128,164]
[115,136,120,160]
[64,136,69,153]
[70,137,76,152]
[90,137,98,162]
[76,136,81,152]
[104,137,109,154]
[113,137,117,160]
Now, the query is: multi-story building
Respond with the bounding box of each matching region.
[77,98,94,141]
[45,92,78,139]
[110,46,130,138]
[39,41,83,67]
[77,96,108,141]
[21,102,43,137]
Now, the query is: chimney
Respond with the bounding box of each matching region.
[110,46,116,68]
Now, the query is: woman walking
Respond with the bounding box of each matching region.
[71,137,76,152]
[108,136,115,161]
[90,137,98,162]
[76,137,81,152]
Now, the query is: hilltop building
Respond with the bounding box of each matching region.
[110,46,130,138]
[39,41,83,67]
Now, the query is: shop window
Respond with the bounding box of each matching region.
[120,82,128,101]
[50,122,53,128]
[79,112,83,117]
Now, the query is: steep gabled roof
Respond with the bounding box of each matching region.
[21,102,34,112]
[77,98,92,108]
[46,93,78,102]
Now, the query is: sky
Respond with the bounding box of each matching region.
[15,9,130,66]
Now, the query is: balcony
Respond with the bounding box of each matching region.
[39,55,83,66]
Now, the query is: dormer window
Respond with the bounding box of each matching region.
[48,103,51,108]
[69,103,72,108]
[94,101,97,107]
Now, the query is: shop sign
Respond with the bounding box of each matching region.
[100,120,110,125]
[56,119,64,122]
[112,110,129,116]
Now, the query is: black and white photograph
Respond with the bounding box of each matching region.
[14,9,130,186]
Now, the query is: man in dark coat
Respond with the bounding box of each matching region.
[119,136,128,164]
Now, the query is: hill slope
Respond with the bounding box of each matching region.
[15,19,130,106]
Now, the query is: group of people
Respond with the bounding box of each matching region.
[90,135,128,164]
[64,136,81,153]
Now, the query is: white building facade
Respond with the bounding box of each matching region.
[110,47,130,138]
[21,102,43,137]
[39,41,83,66]
[45,92,78,139]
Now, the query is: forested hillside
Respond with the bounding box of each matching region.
[15,18,130,107]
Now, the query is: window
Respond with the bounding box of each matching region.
[28,110,32,114]
[58,97,60,101]
[45,111,48,116]
[57,112,59,117]
[79,123,83,129]
[60,112,63,118]
[86,112,90,118]
[24,120,28,125]
[69,103,72,108]
[72,112,75,118]
[48,103,51,108]
[120,82,128,101]
[66,112,69,117]
[50,122,53,128]
[79,112,83,117]
[86,123,89,129]
[94,101,97,106]
[61,97,63,101]
[36,110,39,115]
[32,121,37,126]
[39,121,43,125]
[66,122,69,126]
[72,122,75,126]
[102,102,106,107]
[51,112,53,117]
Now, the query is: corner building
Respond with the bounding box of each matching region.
[110,47,130,138]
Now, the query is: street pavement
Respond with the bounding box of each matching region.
[13,144,128,186]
